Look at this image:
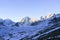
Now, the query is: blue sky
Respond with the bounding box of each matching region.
[0,0,60,22]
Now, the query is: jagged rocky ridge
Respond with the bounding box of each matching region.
[0,14,60,40]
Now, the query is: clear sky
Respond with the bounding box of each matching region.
[0,0,60,22]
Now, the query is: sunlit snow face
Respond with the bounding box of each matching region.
[20,17,39,23]
[45,13,53,19]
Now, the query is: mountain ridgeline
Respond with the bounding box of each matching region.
[0,14,60,40]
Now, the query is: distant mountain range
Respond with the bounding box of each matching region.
[0,13,60,40]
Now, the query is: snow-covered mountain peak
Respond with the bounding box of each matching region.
[44,13,54,19]
[0,14,60,40]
